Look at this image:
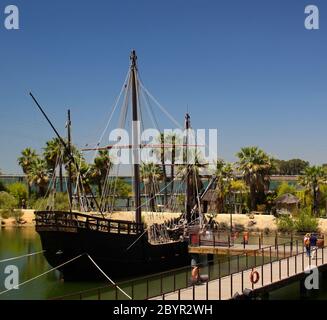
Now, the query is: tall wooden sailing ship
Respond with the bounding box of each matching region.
[33,51,211,280]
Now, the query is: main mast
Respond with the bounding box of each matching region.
[67,109,73,212]
[130,50,142,226]
[185,113,192,223]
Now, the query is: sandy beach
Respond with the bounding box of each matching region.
[2,210,327,234]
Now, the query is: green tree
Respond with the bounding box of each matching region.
[7,182,28,206]
[0,168,4,192]
[156,133,183,204]
[0,180,6,192]
[0,191,18,218]
[294,208,319,232]
[298,166,327,216]
[27,158,50,197]
[110,178,132,198]
[177,150,206,212]
[272,159,309,175]
[140,162,163,212]
[236,146,274,211]
[230,179,249,213]
[214,160,235,213]
[153,133,169,206]
[89,150,113,196]
[44,138,66,192]
[276,182,297,197]
[17,148,38,195]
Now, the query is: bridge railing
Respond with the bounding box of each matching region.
[51,238,323,301]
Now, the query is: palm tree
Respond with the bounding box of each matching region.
[140,162,163,212]
[177,150,206,212]
[18,148,38,196]
[299,166,327,216]
[153,133,168,206]
[27,158,49,196]
[44,138,66,192]
[230,179,248,213]
[215,160,234,213]
[236,146,273,211]
[89,150,113,196]
[166,133,182,200]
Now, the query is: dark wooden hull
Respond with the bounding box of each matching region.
[35,212,190,281]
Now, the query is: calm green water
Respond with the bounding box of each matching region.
[0,227,326,300]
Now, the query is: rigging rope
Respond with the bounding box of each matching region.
[0,253,84,296]
[87,254,132,300]
[0,250,46,263]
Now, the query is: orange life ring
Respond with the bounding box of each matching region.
[250,270,260,284]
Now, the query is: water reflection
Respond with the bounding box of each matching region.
[0,227,326,300]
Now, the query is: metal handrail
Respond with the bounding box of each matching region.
[51,238,313,301]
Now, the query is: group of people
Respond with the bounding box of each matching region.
[304,233,318,258]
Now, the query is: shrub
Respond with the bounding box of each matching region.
[276,182,297,197]
[294,208,319,233]
[12,210,24,223]
[7,182,28,205]
[0,180,6,192]
[32,193,70,211]
[33,198,48,210]
[0,191,18,217]
[277,215,295,233]
[53,193,70,211]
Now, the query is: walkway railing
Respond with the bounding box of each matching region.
[155,244,327,300]
[52,239,317,300]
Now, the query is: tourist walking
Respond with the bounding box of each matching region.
[304,233,311,257]
[191,266,201,284]
[310,233,318,260]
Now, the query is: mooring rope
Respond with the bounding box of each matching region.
[0,253,84,296]
[86,254,132,300]
[0,250,46,263]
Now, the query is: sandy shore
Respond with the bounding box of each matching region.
[0,209,36,227]
[2,210,327,234]
[0,210,182,228]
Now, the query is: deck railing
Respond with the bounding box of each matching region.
[35,211,144,235]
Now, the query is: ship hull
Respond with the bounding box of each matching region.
[37,227,190,281]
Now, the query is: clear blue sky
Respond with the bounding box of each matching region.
[0,0,326,174]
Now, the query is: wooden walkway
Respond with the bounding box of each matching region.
[188,244,294,256]
[151,246,327,300]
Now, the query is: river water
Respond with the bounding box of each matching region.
[0,227,326,300]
